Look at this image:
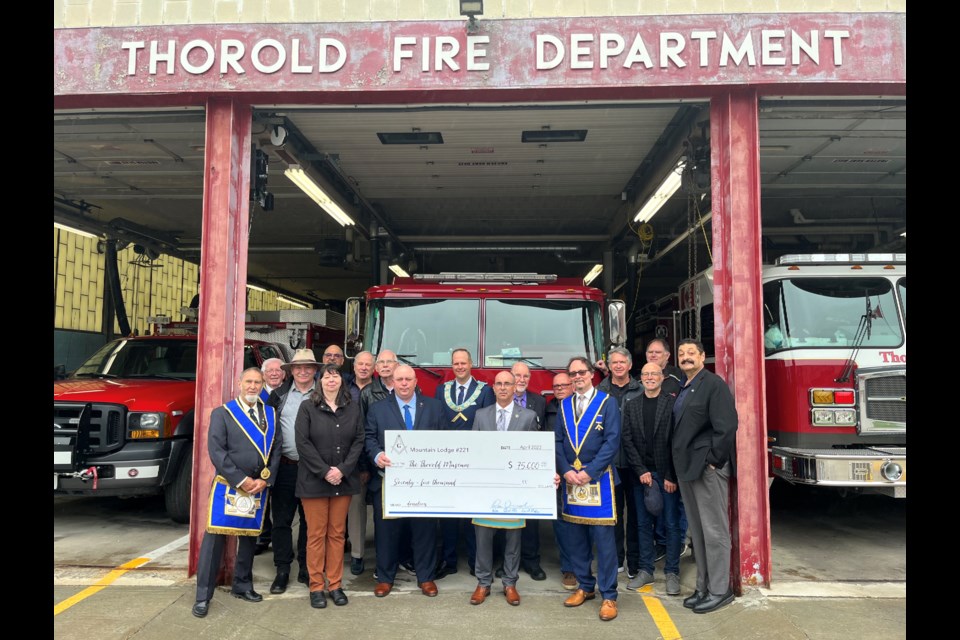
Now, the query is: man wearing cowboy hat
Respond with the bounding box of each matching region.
[265,348,320,593]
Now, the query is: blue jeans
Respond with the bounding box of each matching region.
[655,492,688,545]
[634,472,681,576]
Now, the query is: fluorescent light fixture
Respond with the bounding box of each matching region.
[900,231,906,237]
[389,264,411,278]
[583,263,603,286]
[276,294,308,309]
[54,221,101,240]
[284,165,355,227]
[246,283,268,293]
[633,161,684,223]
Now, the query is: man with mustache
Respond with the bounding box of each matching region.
[671,339,738,614]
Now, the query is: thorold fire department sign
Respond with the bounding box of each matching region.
[55,14,904,100]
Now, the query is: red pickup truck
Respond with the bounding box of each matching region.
[53,335,286,522]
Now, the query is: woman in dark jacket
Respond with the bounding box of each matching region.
[295,363,365,609]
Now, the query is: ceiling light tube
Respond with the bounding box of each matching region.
[246,283,268,293]
[284,165,355,227]
[389,264,411,278]
[583,263,603,286]
[276,294,309,309]
[632,161,684,223]
[54,221,102,240]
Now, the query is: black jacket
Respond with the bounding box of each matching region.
[597,376,644,467]
[294,397,365,499]
[621,392,677,483]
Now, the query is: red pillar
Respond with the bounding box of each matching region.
[188,98,253,579]
[710,89,771,589]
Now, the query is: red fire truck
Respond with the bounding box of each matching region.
[677,253,906,497]
[344,273,626,395]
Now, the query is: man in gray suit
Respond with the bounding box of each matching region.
[469,370,539,607]
[671,339,738,614]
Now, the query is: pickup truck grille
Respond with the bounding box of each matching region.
[858,368,906,434]
[54,403,125,454]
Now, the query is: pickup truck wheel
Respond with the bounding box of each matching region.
[164,453,192,524]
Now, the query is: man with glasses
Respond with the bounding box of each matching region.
[596,347,644,581]
[644,338,683,397]
[346,351,375,575]
[555,357,622,621]
[545,372,577,590]
[507,361,547,581]
[322,344,354,386]
[622,363,682,597]
[255,357,289,555]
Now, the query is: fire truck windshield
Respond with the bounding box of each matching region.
[762,277,905,353]
[72,338,200,379]
[366,298,603,369]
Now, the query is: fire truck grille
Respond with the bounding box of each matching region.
[860,373,907,433]
[53,403,126,454]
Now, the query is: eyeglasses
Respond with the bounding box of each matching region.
[568,369,591,377]
[552,383,572,389]
[640,372,663,378]
[493,382,515,388]
[323,353,344,359]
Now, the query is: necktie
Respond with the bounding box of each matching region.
[403,404,414,430]
[516,394,525,408]
[577,395,586,417]
[457,385,465,405]
[248,407,263,432]
[497,408,507,431]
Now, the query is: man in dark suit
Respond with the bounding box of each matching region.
[435,348,494,579]
[622,362,681,596]
[365,364,446,598]
[468,370,539,607]
[193,367,282,618]
[556,357,622,622]
[671,339,738,614]
[508,361,548,580]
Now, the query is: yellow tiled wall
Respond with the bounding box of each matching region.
[54,226,306,336]
[55,0,908,28]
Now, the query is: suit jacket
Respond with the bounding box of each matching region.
[435,378,495,430]
[364,393,446,492]
[671,369,738,482]
[514,390,546,429]
[207,400,281,490]
[621,392,677,483]
[554,389,622,486]
[473,402,538,433]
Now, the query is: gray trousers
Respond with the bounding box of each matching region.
[474,524,521,587]
[678,463,732,596]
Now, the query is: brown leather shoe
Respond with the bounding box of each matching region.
[599,599,618,621]
[504,585,521,606]
[419,580,439,597]
[373,582,392,597]
[563,589,596,607]
[469,585,490,605]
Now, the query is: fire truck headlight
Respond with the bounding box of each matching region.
[812,409,836,426]
[128,412,163,439]
[834,409,857,425]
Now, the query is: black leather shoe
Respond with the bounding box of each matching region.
[298,570,310,585]
[435,561,458,580]
[693,589,735,614]
[494,566,504,578]
[191,600,210,618]
[270,573,289,594]
[525,564,547,581]
[310,591,327,609]
[330,588,348,606]
[231,589,263,603]
[683,590,708,609]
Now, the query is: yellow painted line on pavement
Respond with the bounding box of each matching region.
[54,557,151,615]
[54,534,189,616]
[631,584,683,640]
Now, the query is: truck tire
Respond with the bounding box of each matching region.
[164,452,192,524]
